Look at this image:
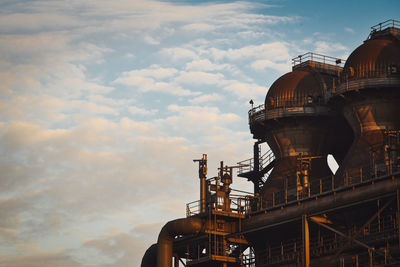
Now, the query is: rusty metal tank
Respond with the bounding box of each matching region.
[332,22,400,183]
[260,60,337,202]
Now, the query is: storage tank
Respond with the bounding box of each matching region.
[246,54,352,266]
[249,53,348,204]
[332,20,400,183]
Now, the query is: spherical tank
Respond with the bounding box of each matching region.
[333,28,400,182]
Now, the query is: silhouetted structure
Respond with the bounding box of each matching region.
[142,19,400,267]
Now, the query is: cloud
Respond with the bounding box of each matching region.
[0,1,300,266]
[314,41,347,54]
[189,93,224,104]
[0,252,87,267]
[113,72,194,96]
[210,42,291,62]
[116,66,178,80]
[251,59,291,73]
[173,71,225,85]
[128,106,158,115]
[181,23,217,32]
[185,59,233,72]
[160,47,199,62]
[223,81,267,99]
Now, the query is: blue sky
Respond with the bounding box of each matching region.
[0,0,399,266]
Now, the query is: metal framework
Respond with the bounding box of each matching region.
[141,20,400,267]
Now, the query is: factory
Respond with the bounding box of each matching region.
[142,19,400,267]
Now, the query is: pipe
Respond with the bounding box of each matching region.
[157,217,203,267]
[141,243,157,267]
[200,175,206,213]
[243,176,400,232]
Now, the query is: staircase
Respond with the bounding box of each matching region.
[237,148,277,189]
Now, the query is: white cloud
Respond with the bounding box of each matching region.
[314,41,348,56]
[117,66,178,80]
[128,106,158,115]
[189,93,224,104]
[210,42,291,62]
[181,23,217,32]
[160,47,199,62]
[185,59,233,72]
[251,59,291,73]
[113,73,193,96]
[223,81,267,99]
[173,71,225,85]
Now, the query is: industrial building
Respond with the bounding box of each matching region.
[141,19,400,267]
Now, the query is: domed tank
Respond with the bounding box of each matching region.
[260,61,336,202]
[332,21,400,183]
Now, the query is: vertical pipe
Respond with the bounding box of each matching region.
[285,178,288,204]
[174,255,179,267]
[254,142,260,194]
[254,142,260,172]
[369,249,373,267]
[200,176,206,213]
[397,189,400,248]
[199,155,207,214]
[302,215,310,267]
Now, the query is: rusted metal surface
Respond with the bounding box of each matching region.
[333,21,400,184]
[265,69,328,111]
[157,217,204,267]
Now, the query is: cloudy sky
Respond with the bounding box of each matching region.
[0,0,399,266]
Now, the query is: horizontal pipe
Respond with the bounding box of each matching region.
[158,217,203,267]
[243,177,400,232]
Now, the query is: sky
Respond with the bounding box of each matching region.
[0,0,399,266]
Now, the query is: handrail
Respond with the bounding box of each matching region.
[188,164,400,217]
[237,147,275,175]
[248,104,331,125]
[371,19,400,32]
[249,212,398,266]
[292,52,345,67]
[254,165,400,213]
[186,195,255,217]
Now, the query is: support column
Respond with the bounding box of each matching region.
[397,189,400,248]
[369,249,373,267]
[302,215,310,267]
[253,142,260,193]
[173,255,179,267]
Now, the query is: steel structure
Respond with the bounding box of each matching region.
[141,19,400,267]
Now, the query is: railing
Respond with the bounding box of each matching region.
[253,164,400,213]
[185,237,237,264]
[186,195,254,217]
[248,106,331,124]
[292,52,345,68]
[248,212,398,266]
[186,200,201,217]
[371,19,400,32]
[336,65,400,93]
[248,104,265,124]
[237,148,275,176]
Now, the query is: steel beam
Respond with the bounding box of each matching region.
[332,197,394,259]
[309,217,374,251]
